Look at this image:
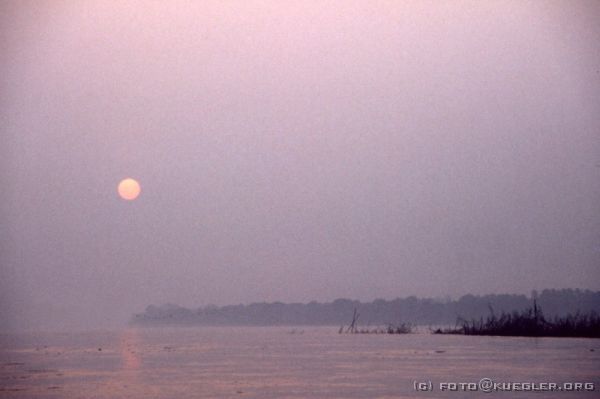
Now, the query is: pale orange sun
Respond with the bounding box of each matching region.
[118,178,141,201]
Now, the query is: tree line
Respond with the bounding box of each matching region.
[131,288,600,327]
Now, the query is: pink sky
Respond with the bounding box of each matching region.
[1,1,599,330]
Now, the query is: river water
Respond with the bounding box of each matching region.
[1,326,598,398]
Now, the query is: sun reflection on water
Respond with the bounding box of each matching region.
[120,329,141,371]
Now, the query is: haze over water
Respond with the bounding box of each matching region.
[1,1,599,332]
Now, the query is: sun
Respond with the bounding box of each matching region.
[118,178,141,201]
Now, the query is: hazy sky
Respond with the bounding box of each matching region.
[2,1,599,331]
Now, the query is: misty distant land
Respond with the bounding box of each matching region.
[132,288,600,328]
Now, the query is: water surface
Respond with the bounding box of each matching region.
[1,327,598,398]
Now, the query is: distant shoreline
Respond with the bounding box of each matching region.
[132,289,600,329]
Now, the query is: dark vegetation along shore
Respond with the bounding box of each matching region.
[133,289,600,337]
[434,301,600,338]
